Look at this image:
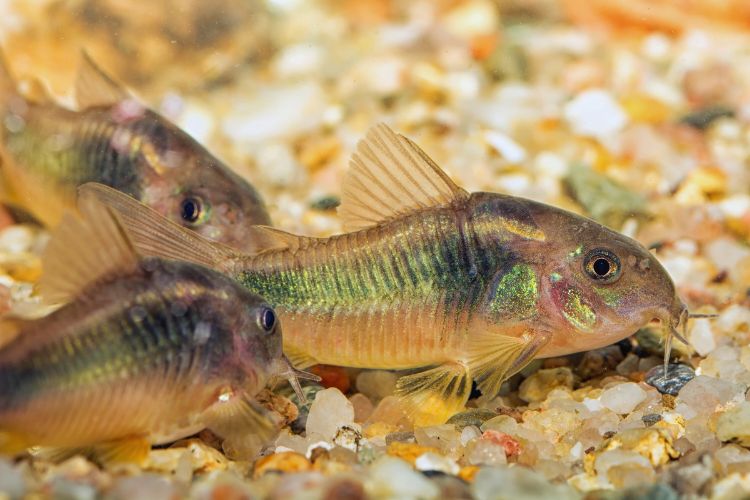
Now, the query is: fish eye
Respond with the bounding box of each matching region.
[258,306,276,333]
[584,249,621,283]
[180,196,205,224]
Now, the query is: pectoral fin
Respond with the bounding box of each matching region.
[202,391,280,446]
[283,344,319,370]
[395,362,472,426]
[35,436,151,465]
[468,327,551,399]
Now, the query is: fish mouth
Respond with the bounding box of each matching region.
[272,356,321,404]
[657,298,718,375]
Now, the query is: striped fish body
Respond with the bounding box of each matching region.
[237,193,540,370]
[0,50,270,251]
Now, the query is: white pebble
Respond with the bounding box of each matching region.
[272,43,323,78]
[0,226,34,254]
[689,318,716,356]
[367,457,439,499]
[255,142,306,187]
[306,387,355,441]
[176,102,214,145]
[414,452,459,475]
[484,130,527,163]
[564,89,628,140]
[599,383,646,414]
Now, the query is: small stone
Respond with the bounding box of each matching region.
[466,439,507,466]
[349,393,374,423]
[414,452,460,475]
[365,396,410,429]
[323,477,366,500]
[0,225,35,254]
[602,428,679,467]
[306,388,356,440]
[356,371,398,401]
[680,106,735,130]
[717,401,750,446]
[518,367,574,403]
[563,89,628,140]
[642,414,663,427]
[446,409,497,429]
[645,364,695,396]
[310,365,351,393]
[332,425,362,452]
[310,195,341,212]
[386,441,439,465]
[599,382,647,414]
[253,451,311,478]
[576,345,625,379]
[688,319,716,356]
[109,475,176,500]
[481,430,521,458]
[0,459,24,499]
[366,457,440,499]
[483,130,527,163]
[678,376,744,417]
[471,466,581,500]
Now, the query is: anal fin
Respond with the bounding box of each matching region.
[395,362,472,426]
[35,436,151,466]
[0,431,31,456]
[468,326,551,399]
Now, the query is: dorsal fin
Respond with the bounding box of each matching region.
[38,189,139,305]
[74,50,129,109]
[79,183,242,270]
[339,123,469,231]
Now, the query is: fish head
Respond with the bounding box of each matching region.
[521,201,686,354]
[136,113,271,251]
[229,299,284,390]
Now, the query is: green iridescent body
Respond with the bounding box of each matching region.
[0,50,270,250]
[91,124,687,425]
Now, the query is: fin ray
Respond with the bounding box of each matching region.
[395,363,472,426]
[340,124,469,231]
[39,189,139,305]
[35,436,151,465]
[75,50,129,109]
[79,183,239,271]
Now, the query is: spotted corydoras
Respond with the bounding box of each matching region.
[0,49,270,251]
[86,124,692,425]
[0,193,305,464]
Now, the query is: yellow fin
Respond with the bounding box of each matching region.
[340,123,469,231]
[75,50,129,109]
[16,76,52,104]
[202,391,280,443]
[38,189,139,305]
[79,183,239,270]
[395,363,472,426]
[35,436,151,465]
[0,316,34,348]
[468,328,551,399]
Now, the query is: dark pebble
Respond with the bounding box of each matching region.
[446,408,497,429]
[679,106,735,130]
[645,364,695,396]
[310,195,341,211]
[642,414,663,427]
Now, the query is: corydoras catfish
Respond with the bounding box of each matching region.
[87,124,699,425]
[0,50,270,251]
[0,193,305,464]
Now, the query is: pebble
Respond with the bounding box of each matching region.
[349,393,374,423]
[645,364,695,396]
[716,402,750,446]
[446,409,498,429]
[518,367,574,403]
[466,440,508,466]
[0,459,25,499]
[471,466,582,500]
[108,475,176,500]
[677,376,744,417]
[483,130,527,163]
[414,452,460,475]
[306,388,356,440]
[366,457,440,499]
[689,318,716,356]
[563,89,628,140]
[355,371,398,401]
[599,383,647,414]
[253,452,312,478]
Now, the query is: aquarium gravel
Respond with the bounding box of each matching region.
[1,0,750,498]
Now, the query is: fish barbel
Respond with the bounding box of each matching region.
[88,124,692,425]
[0,49,270,251]
[0,192,303,464]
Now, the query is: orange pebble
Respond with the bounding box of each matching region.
[481,430,521,457]
[311,365,351,393]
